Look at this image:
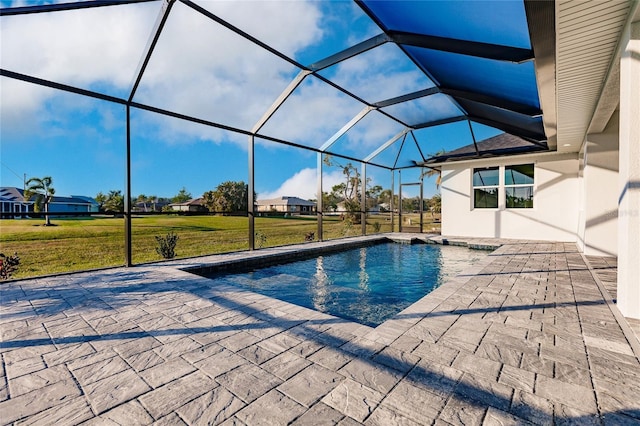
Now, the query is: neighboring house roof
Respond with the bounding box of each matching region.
[0,187,28,202]
[71,195,100,206]
[50,195,98,205]
[422,133,549,165]
[169,197,205,207]
[0,187,98,205]
[134,199,170,207]
[257,196,315,207]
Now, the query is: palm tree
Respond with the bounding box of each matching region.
[148,195,158,212]
[136,194,148,212]
[422,167,442,189]
[24,176,55,225]
[103,190,124,213]
[421,149,447,189]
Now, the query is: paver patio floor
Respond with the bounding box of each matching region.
[1,235,639,425]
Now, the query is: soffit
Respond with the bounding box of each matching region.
[555,0,633,152]
[589,2,640,135]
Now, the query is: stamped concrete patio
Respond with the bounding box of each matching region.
[1,235,639,425]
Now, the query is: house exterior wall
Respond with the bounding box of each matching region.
[256,205,288,213]
[48,202,97,213]
[578,111,619,257]
[441,153,580,242]
[256,204,315,214]
[617,19,640,319]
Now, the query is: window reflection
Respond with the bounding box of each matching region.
[312,256,330,311]
[505,164,534,208]
[473,167,499,208]
[358,247,369,290]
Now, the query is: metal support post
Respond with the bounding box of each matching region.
[248,135,255,250]
[125,105,132,266]
[361,163,367,235]
[317,153,323,241]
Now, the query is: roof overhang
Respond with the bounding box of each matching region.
[553,0,637,153]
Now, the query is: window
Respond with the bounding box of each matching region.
[473,167,499,208]
[505,164,534,208]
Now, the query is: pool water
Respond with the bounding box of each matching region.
[205,243,489,327]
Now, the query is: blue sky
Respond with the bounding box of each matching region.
[1,0,506,201]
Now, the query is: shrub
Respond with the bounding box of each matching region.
[155,232,179,259]
[0,252,20,280]
[342,216,354,236]
[372,221,382,233]
[255,231,267,248]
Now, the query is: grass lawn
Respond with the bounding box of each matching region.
[0,213,430,279]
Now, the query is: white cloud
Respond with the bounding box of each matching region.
[0,0,332,147]
[1,2,159,87]
[330,43,430,104]
[0,0,434,158]
[195,0,323,59]
[1,2,158,132]
[258,167,344,200]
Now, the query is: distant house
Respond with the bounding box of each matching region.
[0,187,99,218]
[169,198,207,212]
[133,199,171,212]
[56,195,100,213]
[256,196,316,215]
[0,187,31,218]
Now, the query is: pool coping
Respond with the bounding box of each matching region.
[179,233,494,330]
[162,233,504,341]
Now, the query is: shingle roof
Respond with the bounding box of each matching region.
[170,198,205,206]
[0,187,98,205]
[422,133,548,164]
[0,187,25,202]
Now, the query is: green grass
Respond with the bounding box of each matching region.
[1,213,425,279]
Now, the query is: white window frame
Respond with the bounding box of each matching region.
[471,163,535,211]
[504,164,535,209]
[472,166,500,209]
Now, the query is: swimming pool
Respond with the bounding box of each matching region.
[199,242,489,327]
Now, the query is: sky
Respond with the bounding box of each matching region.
[0,0,507,202]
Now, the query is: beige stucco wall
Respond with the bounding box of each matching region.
[578,111,619,256]
[440,153,580,242]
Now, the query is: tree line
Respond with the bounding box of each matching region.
[94,182,255,214]
[25,162,442,218]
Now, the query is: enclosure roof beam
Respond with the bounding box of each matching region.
[0,0,156,16]
[129,0,176,103]
[1,69,128,105]
[179,0,409,131]
[128,101,391,170]
[0,67,392,169]
[308,33,390,72]
[392,133,408,169]
[364,128,409,162]
[441,87,542,117]
[373,87,440,108]
[412,115,467,129]
[409,130,426,162]
[251,70,312,134]
[319,106,376,152]
[468,116,547,146]
[179,0,307,72]
[468,119,481,156]
[388,30,534,63]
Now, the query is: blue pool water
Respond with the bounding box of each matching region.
[205,243,488,327]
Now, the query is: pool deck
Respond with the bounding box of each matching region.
[1,234,639,425]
